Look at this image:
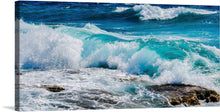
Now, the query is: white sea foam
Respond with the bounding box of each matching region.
[201,44,220,58]
[19,68,170,111]
[126,47,160,74]
[19,20,83,69]
[81,42,140,69]
[57,23,140,41]
[81,40,160,75]
[154,56,220,93]
[114,7,129,12]
[19,66,220,111]
[132,5,218,20]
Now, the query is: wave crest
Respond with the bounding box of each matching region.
[133,5,218,20]
[20,20,83,69]
[19,20,220,78]
[114,7,130,12]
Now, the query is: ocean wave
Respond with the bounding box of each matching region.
[86,5,217,21]
[132,5,218,20]
[19,20,220,79]
[18,20,220,95]
[19,20,83,69]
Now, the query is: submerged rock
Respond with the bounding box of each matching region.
[146,84,220,106]
[65,70,81,74]
[44,86,65,92]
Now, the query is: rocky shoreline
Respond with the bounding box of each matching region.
[146,84,220,106]
[43,83,220,107]
[18,68,220,110]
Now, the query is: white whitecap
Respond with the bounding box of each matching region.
[114,7,129,12]
[133,5,218,20]
[19,20,83,69]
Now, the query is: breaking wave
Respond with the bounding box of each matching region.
[19,20,220,79]
[114,5,218,20]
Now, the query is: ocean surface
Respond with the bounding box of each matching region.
[16,1,220,111]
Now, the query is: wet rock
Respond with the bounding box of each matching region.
[206,92,220,103]
[44,86,65,92]
[168,98,181,105]
[146,84,220,106]
[119,77,138,82]
[181,94,200,106]
[16,72,22,75]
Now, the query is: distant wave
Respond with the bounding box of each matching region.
[114,5,218,20]
[134,5,218,20]
[86,5,218,21]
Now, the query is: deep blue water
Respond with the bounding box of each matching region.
[16,1,219,40]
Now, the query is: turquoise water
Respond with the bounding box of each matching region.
[16,1,220,111]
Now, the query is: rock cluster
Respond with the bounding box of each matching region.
[43,84,219,106]
[146,84,220,106]
[44,86,65,92]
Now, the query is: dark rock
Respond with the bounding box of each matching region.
[181,94,200,106]
[57,105,70,109]
[119,77,138,82]
[16,72,22,75]
[169,98,181,105]
[146,84,220,106]
[44,86,65,92]
[206,94,220,103]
